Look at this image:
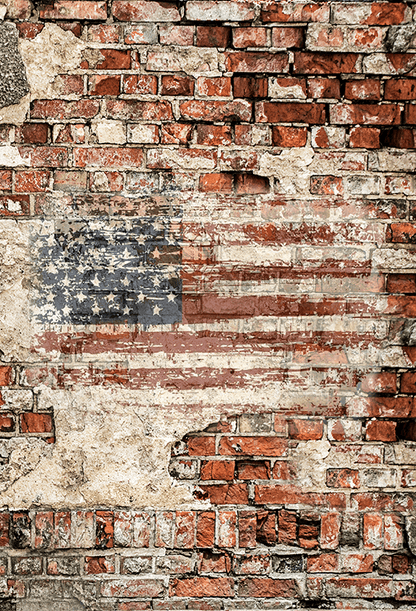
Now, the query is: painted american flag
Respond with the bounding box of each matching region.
[27,189,388,414]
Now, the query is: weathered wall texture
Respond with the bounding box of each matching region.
[0,0,415,608]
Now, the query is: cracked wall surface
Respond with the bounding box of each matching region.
[0,0,415,609]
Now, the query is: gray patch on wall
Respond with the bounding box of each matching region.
[0,22,30,109]
[18,601,84,611]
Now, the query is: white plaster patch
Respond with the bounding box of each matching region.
[93,120,127,145]
[0,145,28,167]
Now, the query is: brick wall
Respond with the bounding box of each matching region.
[0,0,415,608]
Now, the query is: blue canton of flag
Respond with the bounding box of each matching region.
[31,217,182,326]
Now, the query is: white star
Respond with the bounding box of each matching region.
[62,305,71,317]
[62,275,70,287]
[91,275,100,287]
[121,276,129,286]
[47,262,57,274]
[167,293,176,302]
[137,292,145,302]
[153,304,161,315]
[91,302,101,315]
[123,306,131,315]
[106,293,116,303]
[46,292,55,302]
[76,292,87,302]
[152,247,161,259]
[153,276,161,287]
[136,235,146,245]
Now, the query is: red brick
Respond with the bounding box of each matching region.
[170,577,234,598]
[272,126,307,147]
[161,76,194,96]
[213,510,236,548]
[225,52,289,73]
[256,486,346,509]
[93,49,131,70]
[219,436,286,457]
[307,78,340,99]
[15,171,50,193]
[196,512,215,548]
[347,395,413,418]
[326,577,393,598]
[40,1,107,20]
[54,170,87,192]
[307,553,339,572]
[364,513,383,549]
[0,367,12,387]
[345,80,381,101]
[294,52,360,74]
[89,75,120,96]
[199,551,231,574]
[278,510,297,545]
[112,1,180,22]
[187,436,215,456]
[17,23,44,39]
[239,577,299,598]
[74,148,143,168]
[197,125,232,146]
[343,553,374,573]
[404,104,416,124]
[237,460,270,480]
[0,514,9,547]
[262,3,330,23]
[385,79,416,101]
[19,147,68,168]
[288,419,323,440]
[106,100,172,121]
[180,100,252,122]
[30,100,100,120]
[256,102,325,124]
[362,3,409,25]
[96,511,114,549]
[233,28,268,48]
[361,372,397,393]
[16,124,49,144]
[392,554,411,573]
[0,171,12,191]
[88,24,121,43]
[159,25,194,46]
[235,127,252,146]
[384,514,403,550]
[321,512,341,549]
[233,77,267,98]
[123,75,157,96]
[199,484,248,505]
[197,77,231,97]
[200,460,235,480]
[256,511,276,545]
[365,420,397,442]
[160,124,192,145]
[349,127,380,148]
[332,104,401,125]
[85,556,115,574]
[21,413,53,434]
[239,512,257,548]
[174,512,196,549]
[327,468,360,489]
[0,416,14,433]
[235,174,269,195]
[57,75,83,96]
[381,128,416,149]
[272,27,304,48]
[310,175,343,195]
[196,26,231,48]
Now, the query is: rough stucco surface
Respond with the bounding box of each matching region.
[0,0,415,609]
